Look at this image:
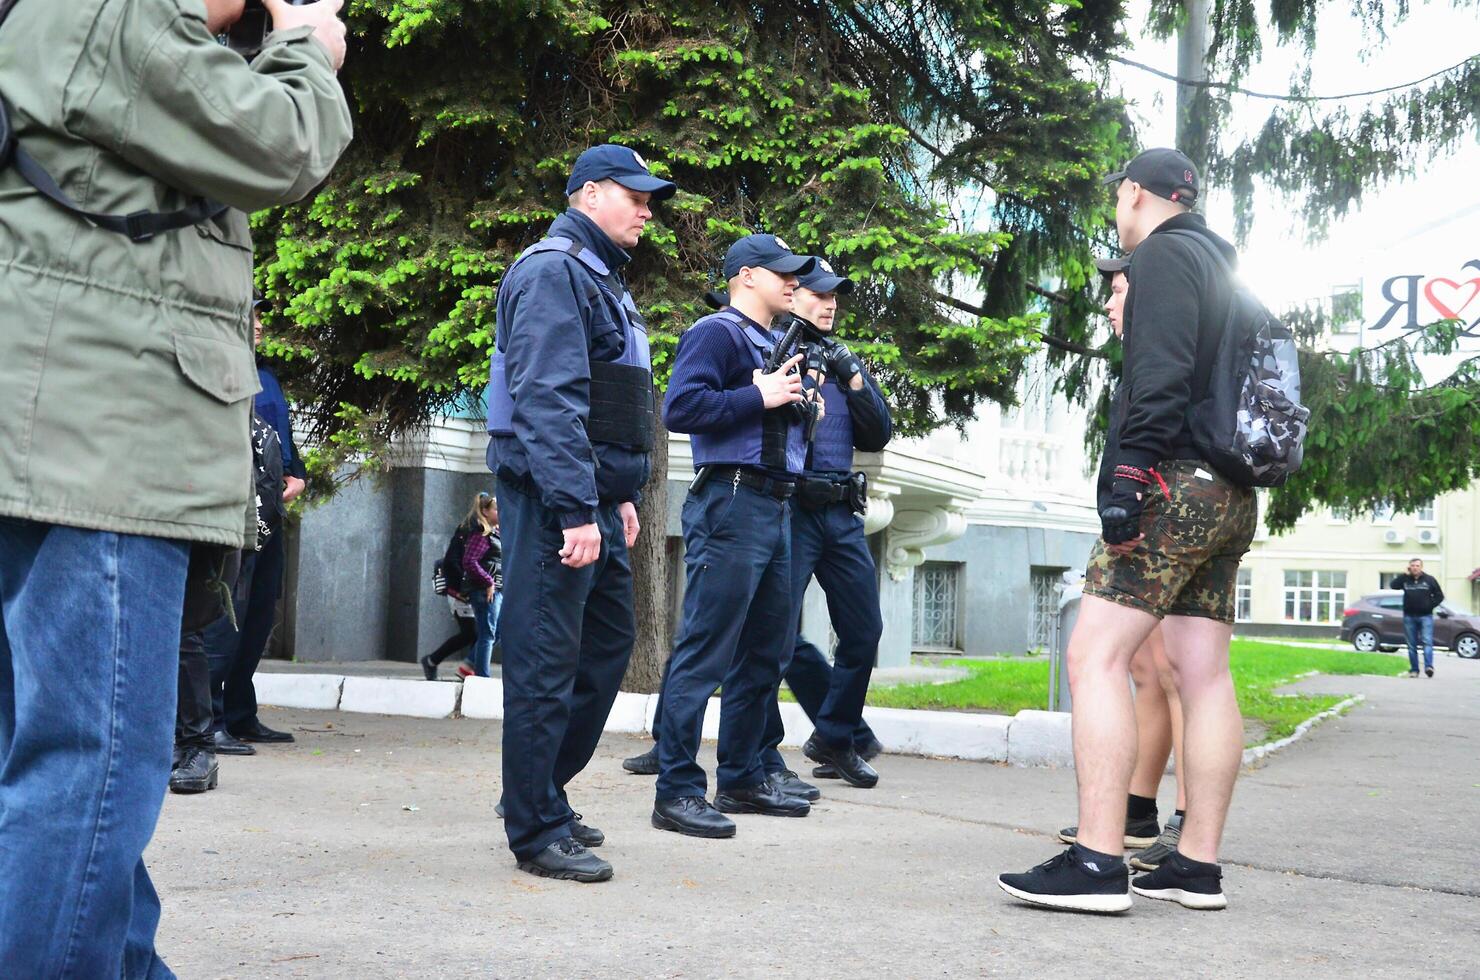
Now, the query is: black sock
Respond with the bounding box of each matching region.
[1126,793,1158,822]
[1175,809,1186,819]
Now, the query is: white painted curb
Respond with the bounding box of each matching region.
[863,705,1010,762]
[340,676,460,719]
[1005,709,1074,768]
[1242,694,1364,766]
[459,676,503,719]
[253,672,344,711]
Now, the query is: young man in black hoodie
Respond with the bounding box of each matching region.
[1000,149,1257,913]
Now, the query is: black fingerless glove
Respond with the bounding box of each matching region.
[1100,465,1165,545]
[826,341,862,387]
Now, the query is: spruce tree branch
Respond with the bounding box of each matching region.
[930,290,1107,358]
[1107,52,1480,102]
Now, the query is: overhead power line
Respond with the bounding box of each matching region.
[1108,52,1480,103]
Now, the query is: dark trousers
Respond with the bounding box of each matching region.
[176,630,214,752]
[426,613,476,666]
[656,482,796,801]
[203,526,285,734]
[497,486,634,861]
[761,500,881,769]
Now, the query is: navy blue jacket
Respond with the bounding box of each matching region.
[662,306,768,443]
[254,362,305,481]
[488,210,650,527]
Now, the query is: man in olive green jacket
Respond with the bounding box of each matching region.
[0,0,351,975]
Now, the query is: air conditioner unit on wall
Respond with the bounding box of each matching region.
[1383,529,1404,545]
[1418,528,1441,545]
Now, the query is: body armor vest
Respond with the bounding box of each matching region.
[689,311,806,474]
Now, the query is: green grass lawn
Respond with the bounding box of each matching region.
[856,640,1405,747]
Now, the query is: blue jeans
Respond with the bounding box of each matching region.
[469,589,502,678]
[657,482,797,801]
[1404,614,1435,671]
[0,519,189,979]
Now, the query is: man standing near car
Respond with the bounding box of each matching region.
[1390,558,1444,678]
[0,0,351,974]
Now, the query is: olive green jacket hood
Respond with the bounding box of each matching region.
[0,0,352,547]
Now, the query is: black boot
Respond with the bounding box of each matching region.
[768,769,820,801]
[170,745,219,794]
[714,781,811,817]
[623,744,660,775]
[803,733,878,788]
[651,796,737,838]
[516,838,612,883]
[212,729,256,755]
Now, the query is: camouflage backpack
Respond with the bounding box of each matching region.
[1166,230,1309,488]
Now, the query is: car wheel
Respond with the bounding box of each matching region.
[1351,627,1380,653]
[1455,633,1480,659]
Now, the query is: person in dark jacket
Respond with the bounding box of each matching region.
[650,234,816,839]
[460,493,503,678]
[1001,148,1257,914]
[486,144,673,883]
[203,296,306,755]
[1390,558,1444,677]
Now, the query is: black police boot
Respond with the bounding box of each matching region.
[715,781,811,817]
[768,769,820,802]
[570,812,605,848]
[212,729,256,756]
[803,733,878,788]
[858,735,885,761]
[651,796,737,838]
[623,744,660,775]
[230,720,295,744]
[516,838,613,883]
[169,745,219,794]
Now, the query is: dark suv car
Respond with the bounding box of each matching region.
[1340,591,1480,658]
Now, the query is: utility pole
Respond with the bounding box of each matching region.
[1176,0,1212,174]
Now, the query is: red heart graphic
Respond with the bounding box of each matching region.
[1424,277,1480,320]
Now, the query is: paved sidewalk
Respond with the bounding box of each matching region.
[149,659,1478,978]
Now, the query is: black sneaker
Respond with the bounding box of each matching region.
[768,769,820,802]
[623,745,660,775]
[1131,851,1227,910]
[1425,666,1435,677]
[1058,814,1159,849]
[998,845,1131,913]
[570,812,604,848]
[1129,814,1182,872]
[419,655,437,681]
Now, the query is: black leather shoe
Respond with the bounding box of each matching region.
[858,735,885,761]
[715,781,810,817]
[571,812,605,848]
[652,796,737,838]
[230,721,295,744]
[623,744,659,775]
[768,769,820,801]
[169,746,219,794]
[211,730,256,756]
[803,733,878,788]
[419,655,437,681]
[516,838,613,883]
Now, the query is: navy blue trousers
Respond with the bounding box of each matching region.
[497,485,634,861]
[656,481,796,800]
[203,522,284,734]
[761,499,881,769]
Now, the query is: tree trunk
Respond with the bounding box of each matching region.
[623,409,671,692]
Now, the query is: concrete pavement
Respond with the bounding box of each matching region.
[149,657,1479,978]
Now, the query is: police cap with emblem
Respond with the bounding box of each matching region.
[566,144,677,201]
[723,234,816,279]
[1102,147,1199,207]
[797,257,854,295]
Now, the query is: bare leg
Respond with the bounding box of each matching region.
[1159,615,1240,862]
[1127,628,1172,800]
[1067,596,1160,856]
[1152,636,1187,811]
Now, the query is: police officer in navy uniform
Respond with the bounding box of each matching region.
[758,258,893,799]
[487,144,674,882]
[651,235,817,838]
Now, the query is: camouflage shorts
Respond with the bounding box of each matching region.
[1084,460,1258,624]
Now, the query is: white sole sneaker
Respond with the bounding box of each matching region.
[1131,883,1228,910]
[997,878,1132,913]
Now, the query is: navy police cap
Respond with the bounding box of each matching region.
[566,144,676,201]
[723,234,815,279]
[1103,147,1199,207]
[797,256,854,295]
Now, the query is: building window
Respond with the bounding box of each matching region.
[1371,501,1396,524]
[1328,507,1352,524]
[1236,568,1252,622]
[1415,500,1436,525]
[912,562,961,650]
[1028,568,1066,652]
[1380,571,1404,590]
[1283,570,1348,624]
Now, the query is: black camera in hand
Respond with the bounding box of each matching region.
[220,0,317,59]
